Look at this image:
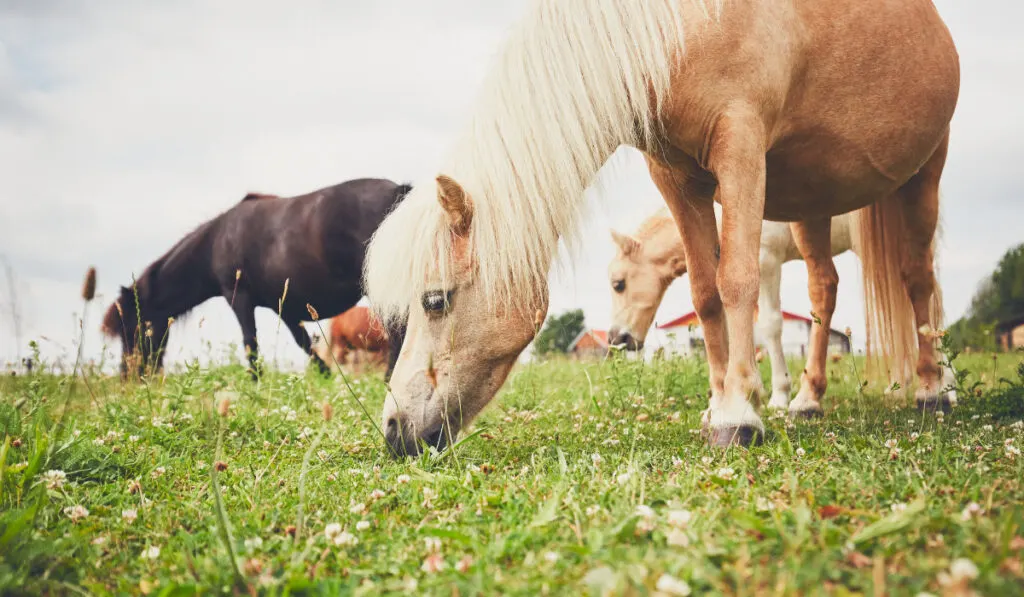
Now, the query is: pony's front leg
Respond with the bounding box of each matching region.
[789,219,838,417]
[645,158,727,416]
[758,254,791,410]
[707,107,768,446]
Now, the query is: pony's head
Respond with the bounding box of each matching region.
[365,175,547,457]
[101,284,170,379]
[607,220,687,351]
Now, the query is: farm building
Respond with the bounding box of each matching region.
[646,310,851,358]
[568,329,610,359]
[996,315,1024,350]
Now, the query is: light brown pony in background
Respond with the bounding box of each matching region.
[364,0,960,455]
[314,306,391,372]
[607,207,958,417]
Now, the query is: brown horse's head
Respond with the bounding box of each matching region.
[101,284,170,379]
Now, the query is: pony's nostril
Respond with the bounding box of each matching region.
[385,416,398,434]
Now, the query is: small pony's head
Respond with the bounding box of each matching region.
[366,175,546,457]
[606,228,687,351]
[101,285,170,379]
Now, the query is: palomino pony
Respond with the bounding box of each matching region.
[364,0,959,454]
[101,178,411,379]
[607,207,958,416]
[315,305,401,377]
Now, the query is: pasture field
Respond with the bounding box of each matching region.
[1,350,1023,596]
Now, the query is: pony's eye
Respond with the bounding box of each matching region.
[612,279,626,293]
[422,290,454,314]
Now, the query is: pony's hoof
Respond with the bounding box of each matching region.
[708,425,763,448]
[789,404,824,419]
[766,392,791,411]
[917,395,953,413]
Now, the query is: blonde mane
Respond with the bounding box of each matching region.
[365,0,712,323]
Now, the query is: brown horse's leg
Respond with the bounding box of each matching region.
[286,320,331,375]
[645,158,728,408]
[229,292,261,380]
[789,218,838,417]
[896,134,950,410]
[704,106,768,446]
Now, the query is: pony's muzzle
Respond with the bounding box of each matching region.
[609,327,643,351]
[384,413,449,458]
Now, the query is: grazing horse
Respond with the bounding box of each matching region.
[101,178,411,379]
[607,207,958,416]
[315,305,397,374]
[363,0,959,455]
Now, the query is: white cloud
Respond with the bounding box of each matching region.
[1,1,1021,369]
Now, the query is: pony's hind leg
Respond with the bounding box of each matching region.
[897,136,951,411]
[758,253,791,410]
[789,218,839,417]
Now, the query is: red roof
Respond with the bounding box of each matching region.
[658,310,814,330]
[568,329,609,351]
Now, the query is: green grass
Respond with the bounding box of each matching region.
[1,350,1023,596]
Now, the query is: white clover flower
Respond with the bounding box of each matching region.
[421,553,445,573]
[666,527,690,547]
[64,505,89,522]
[948,558,979,581]
[716,467,735,481]
[42,470,67,490]
[960,502,982,521]
[244,537,263,551]
[655,573,692,596]
[141,545,160,560]
[543,551,560,563]
[122,509,138,524]
[349,503,367,515]
[397,474,411,484]
[333,531,358,547]
[667,509,692,528]
[356,520,371,531]
[324,523,342,540]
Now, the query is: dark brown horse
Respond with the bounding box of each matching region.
[101,178,410,380]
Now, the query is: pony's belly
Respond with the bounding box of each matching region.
[760,136,921,222]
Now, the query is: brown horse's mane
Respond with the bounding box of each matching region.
[240,192,280,202]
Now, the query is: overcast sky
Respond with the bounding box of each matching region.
[1,0,1021,371]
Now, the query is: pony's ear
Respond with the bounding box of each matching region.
[610,229,642,257]
[436,174,473,236]
[667,254,688,278]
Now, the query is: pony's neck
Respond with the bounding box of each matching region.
[135,233,219,322]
